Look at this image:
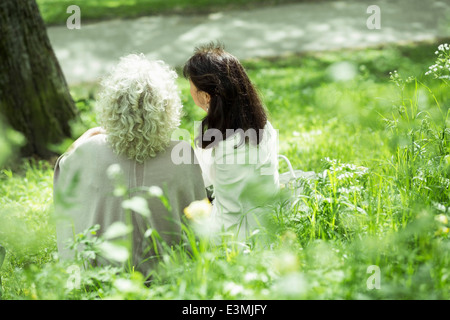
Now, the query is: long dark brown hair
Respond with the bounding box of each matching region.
[183,42,267,149]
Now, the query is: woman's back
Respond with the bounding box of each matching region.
[54,134,206,277]
[196,121,279,240]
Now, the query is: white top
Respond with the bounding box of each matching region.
[195,121,280,241]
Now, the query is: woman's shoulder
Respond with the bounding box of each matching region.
[217,121,277,150]
[74,134,109,154]
[263,121,276,137]
[60,134,109,162]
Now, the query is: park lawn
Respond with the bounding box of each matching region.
[0,40,449,300]
[36,0,309,25]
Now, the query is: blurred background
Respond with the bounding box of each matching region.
[41,0,450,85]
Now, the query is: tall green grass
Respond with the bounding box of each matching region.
[0,41,449,300]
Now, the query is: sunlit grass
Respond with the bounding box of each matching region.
[1,41,449,300]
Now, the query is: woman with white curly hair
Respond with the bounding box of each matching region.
[54,54,206,280]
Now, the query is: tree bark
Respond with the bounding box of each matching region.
[0,0,77,159]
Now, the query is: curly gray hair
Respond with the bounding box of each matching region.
[96,54,182,163]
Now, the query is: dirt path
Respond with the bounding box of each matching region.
[47,0,450,85]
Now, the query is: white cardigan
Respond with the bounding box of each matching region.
[195,121,280,241]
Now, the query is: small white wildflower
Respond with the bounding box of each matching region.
[433,201,447,213]
[338,187,350,194]
[107,163,122,179]
[435,214,449,225]
[244,272,259,282]
[148,185,163,197]
[224,282,245,296]
[103,221,132,240]
[113,278,141,293]
[97,242,129,262]
[122,196,151,217]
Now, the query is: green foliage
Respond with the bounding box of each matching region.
[0,117,25,167]
[36,0,306,25]
[1,41,450,300]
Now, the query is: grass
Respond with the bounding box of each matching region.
[36,0,323,26]
[0,40,449,300]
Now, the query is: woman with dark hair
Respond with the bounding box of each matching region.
[183,42,279,241]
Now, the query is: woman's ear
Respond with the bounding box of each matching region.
[201,91,211,106]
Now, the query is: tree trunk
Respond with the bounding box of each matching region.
[0,0,77,159]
